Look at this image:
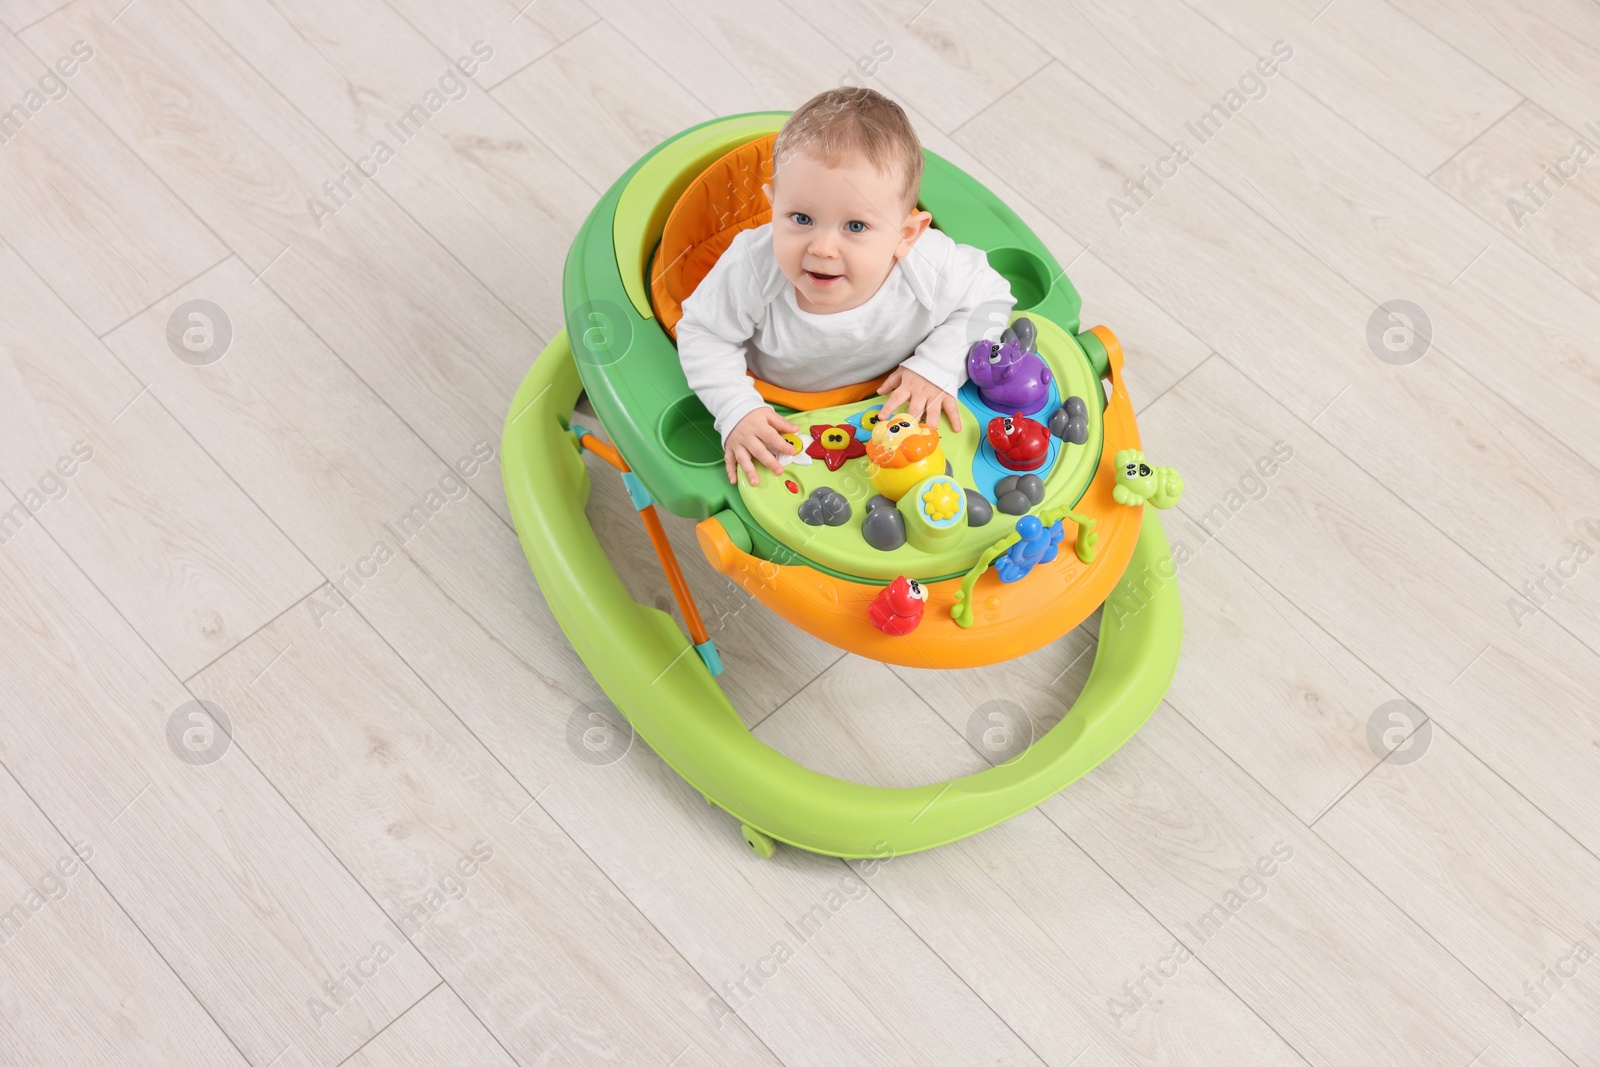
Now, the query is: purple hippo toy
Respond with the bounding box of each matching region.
[965,317,1052,416]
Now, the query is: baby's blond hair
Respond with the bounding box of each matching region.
[772,87,923,217]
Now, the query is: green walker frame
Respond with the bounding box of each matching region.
[501,112,1183,859]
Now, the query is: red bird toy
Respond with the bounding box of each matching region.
[868,575,928,636]
[986,414,1050,472]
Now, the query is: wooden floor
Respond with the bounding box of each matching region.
[2,0,1598,1063]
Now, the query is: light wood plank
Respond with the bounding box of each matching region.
[1142,354,1600,858]
[343,986,510,1067]
[0,763,248,1066]
[0,244,321,679]
[191,580,784,1066]
[0,31,227,334]
[756,654,1309,1065]
[24,0,544,527]
[0,0,63,33]
[381,0,597,92]
[754,656,985,788]
[1177,0,1522,173]
[100,254,503,569]
[491,18,712,190]
[1433,100,1600,304]
[1303,348,1600,652]
[760,0,1050,134]
[0,500,439,1067]
[22,0,329,270]
[1153,528,1421,822]
[581,0,849,115]
[1386,0,1600,136]
[182,0,596,328]
[1318,726,1600,1064]
[1050,707,1575,1066]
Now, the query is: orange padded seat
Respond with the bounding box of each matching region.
[651,133,887,409]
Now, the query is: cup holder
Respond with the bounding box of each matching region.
[987,246,1054,310]
[659,393,725,467]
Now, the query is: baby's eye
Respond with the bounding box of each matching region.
[846,220,867,234]
[789,212,811,226]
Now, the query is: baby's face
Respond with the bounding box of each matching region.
[763,150,931,314]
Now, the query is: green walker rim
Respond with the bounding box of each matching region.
[501,330,1183,860]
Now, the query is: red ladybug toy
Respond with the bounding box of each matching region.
[986,414,1050,471]
[868,575,928,636]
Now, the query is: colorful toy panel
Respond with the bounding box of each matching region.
[733,313,1105,582]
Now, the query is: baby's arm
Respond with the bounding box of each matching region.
[676,237,767,442]
[675,234,795,484]
[888,243,1017,426]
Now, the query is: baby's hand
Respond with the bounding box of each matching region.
[877,366,963,432]
[725,406,800,486]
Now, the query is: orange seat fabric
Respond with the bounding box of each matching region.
[651,134,887,409]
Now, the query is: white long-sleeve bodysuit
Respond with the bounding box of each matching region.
[674,222,1017,445]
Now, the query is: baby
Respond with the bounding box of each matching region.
[675,87,1017,486]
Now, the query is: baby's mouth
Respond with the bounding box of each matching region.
[805,269,842,284]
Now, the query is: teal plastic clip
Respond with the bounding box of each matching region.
[620,470,652,511]
[695,638,724,676]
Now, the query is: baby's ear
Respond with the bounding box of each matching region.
[896,209,933,255]
[761,182,774,207]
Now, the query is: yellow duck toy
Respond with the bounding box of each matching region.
[865,413,946,502]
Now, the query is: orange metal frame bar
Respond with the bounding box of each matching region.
[576,431,712,649]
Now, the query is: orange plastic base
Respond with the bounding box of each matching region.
[696,326,1142,669]
[749,370,891,411]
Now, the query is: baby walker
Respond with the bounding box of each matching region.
[502,111,1184,859]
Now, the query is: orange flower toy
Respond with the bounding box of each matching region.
[864,414,945,501]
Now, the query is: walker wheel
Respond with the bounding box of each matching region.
[741,824,776,858]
